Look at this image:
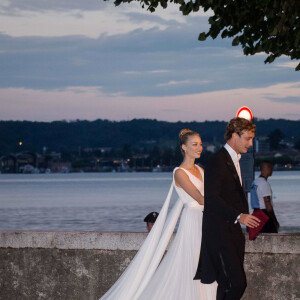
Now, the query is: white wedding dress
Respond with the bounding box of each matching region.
[100,165,217,300]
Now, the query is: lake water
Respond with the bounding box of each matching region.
[0,171,299,232]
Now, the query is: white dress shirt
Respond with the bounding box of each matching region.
[224,143,242,186]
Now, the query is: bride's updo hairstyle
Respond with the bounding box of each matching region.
[179,129,200,156]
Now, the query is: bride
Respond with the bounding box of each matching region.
[100,129,217,300]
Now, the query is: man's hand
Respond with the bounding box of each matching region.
[239,213,260,228]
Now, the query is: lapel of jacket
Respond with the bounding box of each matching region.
[221,147,247,201]
[221,147,240,187]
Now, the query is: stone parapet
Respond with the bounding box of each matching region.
[0,231,299,300]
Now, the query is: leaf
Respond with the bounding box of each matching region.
[296,63,300,71]
[160,0,167,8]
[221,29,228,38]
[270,26,278,36]
[232,36,240,46]
[193,4,199,12]
[265,55,276,64]
[208,16,215,25]
[198,32,207,41]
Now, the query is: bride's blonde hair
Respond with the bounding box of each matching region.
[179,129,200,156]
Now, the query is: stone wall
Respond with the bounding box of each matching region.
[0,231,299,300]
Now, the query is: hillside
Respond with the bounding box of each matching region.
[0,118,299,155]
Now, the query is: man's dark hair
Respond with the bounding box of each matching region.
[224,117,256,141]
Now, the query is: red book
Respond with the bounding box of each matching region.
[248,210,269,240]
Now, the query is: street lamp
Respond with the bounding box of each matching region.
[236,106,255,193]
[236,106,253,121]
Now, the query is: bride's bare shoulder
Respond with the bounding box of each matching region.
[174,168,188,179]
[174,168,188,188]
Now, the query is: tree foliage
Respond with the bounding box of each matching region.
[112,0,300,70]
[268,128,285,150]
[0,119,299,155]
[295,139,300,151]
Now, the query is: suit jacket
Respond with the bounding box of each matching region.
[194,147,249,283]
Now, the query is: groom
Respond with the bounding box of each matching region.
[194,117,260,300]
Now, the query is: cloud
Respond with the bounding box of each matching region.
[0,8,168,38]
[0,0,299,123]
[0,0,210,18]
[0,22,298,99]
[0,82,299,122]
[124,11,184,26]
[156,79,210,87]
[275,62,299,69]
[0,0,107,14]
[124,70,170,75]
[267,97,299,104]
[0,0,205,38]
[281,113,300,119]
[150,70,170,73]
[157,80,192,87]
[123,71,140,75]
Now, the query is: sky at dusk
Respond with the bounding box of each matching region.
[0,0,299,122]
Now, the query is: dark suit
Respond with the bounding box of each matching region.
[194,147,249,300]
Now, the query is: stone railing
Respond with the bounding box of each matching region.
[0,231,299,300]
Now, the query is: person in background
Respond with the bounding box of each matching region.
[144,211,159,232]
[250,160,280,233]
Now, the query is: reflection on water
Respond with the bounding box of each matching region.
[0,171,299,232]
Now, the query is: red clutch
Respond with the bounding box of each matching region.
[248,210,269,240]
